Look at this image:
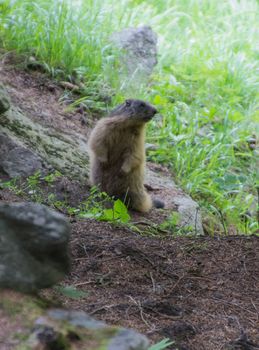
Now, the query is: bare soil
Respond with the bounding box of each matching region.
[0,57,259,350]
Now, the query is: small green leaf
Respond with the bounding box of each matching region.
[148,338,174,350]
[98,199,130,223]
[113,199,130,223]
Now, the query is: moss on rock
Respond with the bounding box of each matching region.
[0,83,10,114]
[0,290,149,350]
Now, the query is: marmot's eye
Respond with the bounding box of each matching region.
[125,100,131,107]
[140,102,145,108]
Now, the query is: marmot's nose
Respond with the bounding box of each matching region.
[152,106,158,115]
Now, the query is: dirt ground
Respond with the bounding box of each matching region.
[1,57,259,350]
[67,221,259,350]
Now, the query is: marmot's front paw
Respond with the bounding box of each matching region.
[121,162,131,174]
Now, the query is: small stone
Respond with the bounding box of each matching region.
[108,329,149,350]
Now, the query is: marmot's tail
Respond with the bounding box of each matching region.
[152,198,165,209]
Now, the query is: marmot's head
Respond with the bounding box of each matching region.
[109,99,157,123]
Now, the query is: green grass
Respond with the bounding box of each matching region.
[0,0,258,234]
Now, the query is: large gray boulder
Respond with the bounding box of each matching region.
[111,25,158,82]
[0,99,89,180]
[0,202,70,292]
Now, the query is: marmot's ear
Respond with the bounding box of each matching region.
[125,99,131,106]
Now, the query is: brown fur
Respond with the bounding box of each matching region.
[88,99,161,212]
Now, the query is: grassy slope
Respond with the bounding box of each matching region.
[0,0,258,234]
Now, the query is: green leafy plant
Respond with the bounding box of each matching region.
[100,199,130,223]
[0,178,23,195]
[43,170,62,184]
[0,170,65,207]
[1,173,131,225]
[159,212,180,232]
[24,170,43,202]
[0,172,44,201]
[148,338,174,350]
[79,187,131,224]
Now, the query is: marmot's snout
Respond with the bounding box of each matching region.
[144,105,157,121]
[150,106,157,115]
[152,106,158,115]
[153,105,158,114]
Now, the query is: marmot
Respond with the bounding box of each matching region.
[88,99,164,212]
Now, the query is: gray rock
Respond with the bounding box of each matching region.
[0,132,43,177]
[48,311,149,350]
[0,104,89,180]
[28,309,149,350]
[108,328,149,350]
[146,167,204,235]
[173,195,203,235]
[111,25,158,82]
[0,202,70,292]
[47,309,106,329]
[0,83,10,114]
